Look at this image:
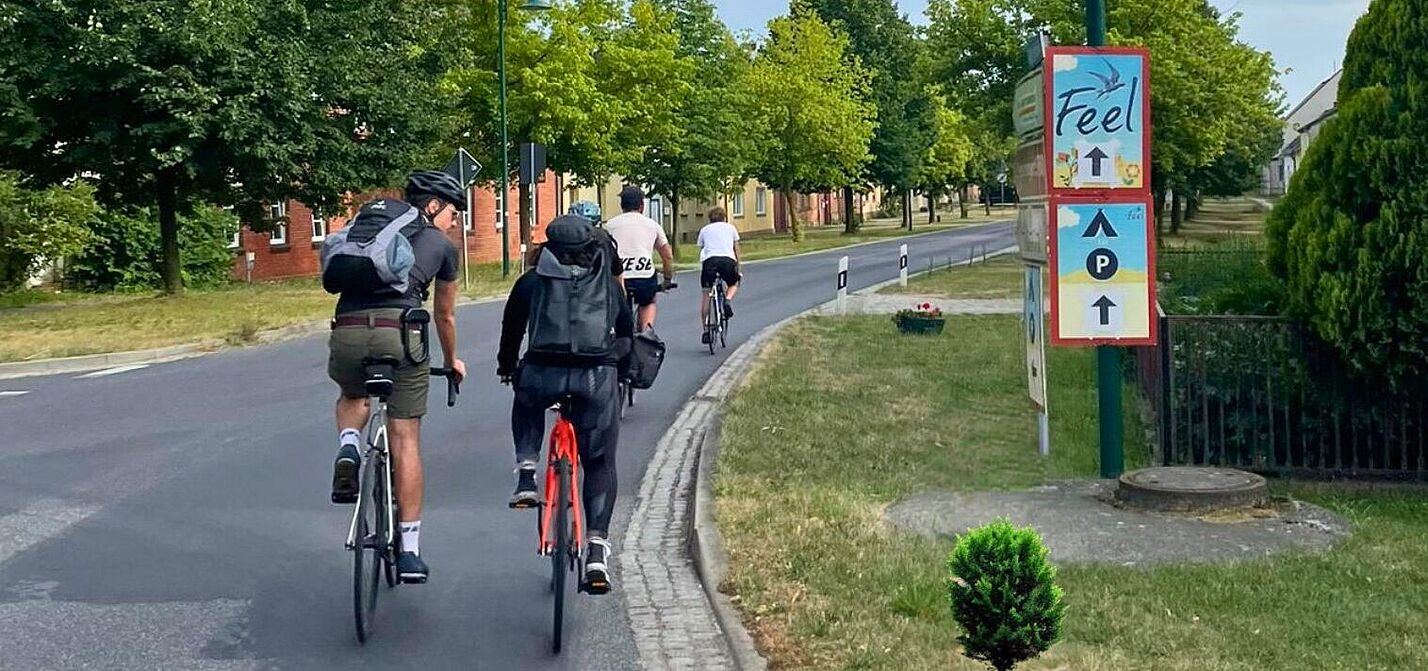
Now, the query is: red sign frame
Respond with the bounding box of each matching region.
[1042,46,1153,198]
[1047,195,1158,347]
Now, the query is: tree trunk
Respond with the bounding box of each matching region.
[983,185,991,216]
[1154,187,1168,236]
[783,189,802,242]
[903,189,914,230]
[842,185,857,234]
[1170,190,1183,235]
[669,190,680,257]
[157,168,182,294]
[958,184,970,218]
[1185,190,1201,221]
[518,181,533,247]
[927,195,935,224]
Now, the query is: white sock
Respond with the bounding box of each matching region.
[400,521,421,556]
[339,429,361,449]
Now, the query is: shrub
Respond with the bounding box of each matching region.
[1266,0,1428,386]
[70,205,237,291]
[0,171,97,292]
[947,520,1064,671]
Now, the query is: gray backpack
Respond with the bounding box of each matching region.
[319,199,420,295]
[527,243,620,360]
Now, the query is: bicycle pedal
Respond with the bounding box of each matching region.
[581,579,611,595]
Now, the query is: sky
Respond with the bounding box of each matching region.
[711,0,1372,107]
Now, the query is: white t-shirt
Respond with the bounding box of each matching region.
[605,211,668,279]
[698,221,740,262]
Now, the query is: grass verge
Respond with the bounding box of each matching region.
[0,263,516,363]
[716,315,1428,670]
[881,254,1024,299]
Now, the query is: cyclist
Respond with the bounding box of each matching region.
[498,214,632,593]
[568,200,602,225]
[605,186,674,331]
[697,205,741,343]
[327,170,468,585]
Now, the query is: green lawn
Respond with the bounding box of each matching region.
[1162,198,1269,249]
[715,315,1428,670]
[0,263,516,363]
[881,254,1024,299]
[672,207,1013,266]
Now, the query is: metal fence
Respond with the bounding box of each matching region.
[1131,309,1428,478]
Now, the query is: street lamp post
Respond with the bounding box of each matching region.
[499,0,552,278]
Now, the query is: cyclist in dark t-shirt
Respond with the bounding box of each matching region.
[327,170,467,585]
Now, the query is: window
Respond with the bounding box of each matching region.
[755,187,767,216]
[732,192,745,218]
[311,213,327,241]
[269,201,288,246]
[224,206,241,249]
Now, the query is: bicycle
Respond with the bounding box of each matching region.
[704,276,729,355]
[344,359,459,645]
[524,397,589,654]
[620,280,676,418]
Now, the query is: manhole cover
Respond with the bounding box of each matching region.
[1118,466,1267,512]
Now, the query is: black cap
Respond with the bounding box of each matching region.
[545,214,595,250]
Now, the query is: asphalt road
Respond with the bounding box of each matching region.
[0,222,1012,670]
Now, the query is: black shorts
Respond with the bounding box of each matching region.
[625,277,660,306]
[700,257,740,288]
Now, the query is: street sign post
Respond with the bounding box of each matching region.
[444,148,483,289]
[1025,266,1049,455]
[1015,201,1048,263]
[1013,69,1045,138]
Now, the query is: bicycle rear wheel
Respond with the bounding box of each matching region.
[381,469,398,589]
[352,457,382,644]
[550,460,570,654]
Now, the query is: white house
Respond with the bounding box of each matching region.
[1263,69,1343,195]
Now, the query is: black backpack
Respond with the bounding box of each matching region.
[527,241,620,361]
[319,198,423,296]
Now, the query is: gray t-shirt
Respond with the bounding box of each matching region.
[335,222,459,315]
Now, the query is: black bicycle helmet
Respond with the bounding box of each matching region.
[405,170,467,211]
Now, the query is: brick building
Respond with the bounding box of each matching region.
[230,174,561,282]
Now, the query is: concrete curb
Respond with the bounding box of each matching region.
[0,295,504,381]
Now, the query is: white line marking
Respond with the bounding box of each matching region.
[75,364,150,379]
[0,391,29,398]
[0,498,101,565]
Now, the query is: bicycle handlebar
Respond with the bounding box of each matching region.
[429,367,460,407]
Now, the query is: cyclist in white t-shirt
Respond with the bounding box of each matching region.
[604,186,675,331]
[696,206,741,344]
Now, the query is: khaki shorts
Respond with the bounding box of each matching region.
[327,309,430,419]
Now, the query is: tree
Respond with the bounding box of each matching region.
[0,0,447,293]
[794,0,936,232]
[746,14,876,242]
[0,172,97,292]
[948,521,1065,671]
[1267,0,1428,387]
[915,96,975,223]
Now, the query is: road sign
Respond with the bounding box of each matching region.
[443,148,482,188]
[1025,266,1048,409]
[1016,201,1048,264]
[1044,47,1150,193]
[1013,138,1048,199]
[1049,198,1157,345]
[1013,69,1045,137]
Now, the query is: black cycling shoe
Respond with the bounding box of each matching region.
[723,302,734,320]
[397,551,429,584]
[330,443,360,504]
[582,538,612,595]
[509,467,539,509]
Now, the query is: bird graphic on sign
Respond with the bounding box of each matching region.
[1089,60,1126,100]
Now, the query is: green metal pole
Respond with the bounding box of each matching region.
[1086,0,1122,479]
[498,0,511,278]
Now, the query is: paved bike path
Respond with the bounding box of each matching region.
[0,222,1012,669]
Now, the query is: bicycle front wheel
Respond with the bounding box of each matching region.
[352,457,382,644]
[550,461,570,654]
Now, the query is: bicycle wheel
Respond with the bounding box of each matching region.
[719,316,728,349]
[381,466,398,589]
[550,460,570,654]
[618,381,629,420]
[706,298,718,355]
[352,457,382,644]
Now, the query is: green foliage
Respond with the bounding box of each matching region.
[947,520,1065,671]
[1266,0,1428,386]
[69,205,237,292]
[0,0,444,291]
[746,14,876,241]
[0,171,98,292]
[916,95,976,197]
[1158,244,1284,316]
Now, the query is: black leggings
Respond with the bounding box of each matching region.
[512,364,621,536]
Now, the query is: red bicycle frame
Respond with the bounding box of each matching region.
[539,414,583,556]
